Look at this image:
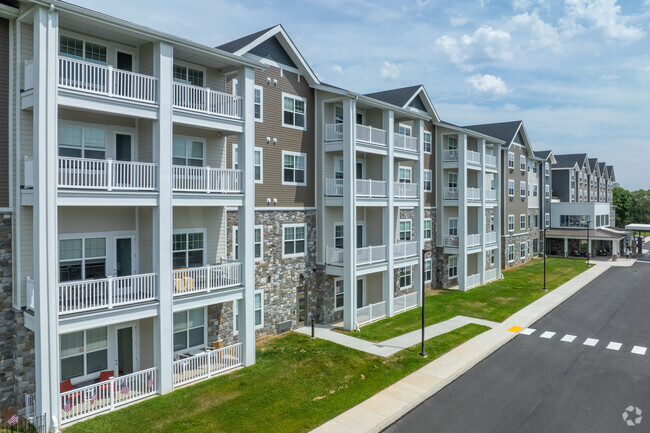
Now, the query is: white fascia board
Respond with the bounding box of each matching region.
[0,4,18,19]
[402,86,441,123]
[435,122,506,146]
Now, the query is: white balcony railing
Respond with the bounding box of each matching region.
[58,57,158,104]
[326,245,387,266]
[443,187,458,200]
[25,392,36,419]
[485,154,497,167]
[324,123,343,142]
[393,133,418,152]
[485,189,497,201]
[467,150,482,165]
[172,166,242,193]
[356,300,387,327]
[444,235,459,247]
[467,187,482,201]
[60,367,158,424]
[357,179,387,198]
[172,263,242,296]
[173,82,242,119]
[485,232,497,244]
[58,157,157,191]
[466,273,481,289]
[324,178,343,197]
[394,182,418,199]
[394,292,418,315]
[173,343,242,388]
[444,149,459,162]
[58,273,157,315]
[467,233,482,248]
[356,124,387,146]
[486,268,498,282]
[26,276,34,311]
[394,241,418,260]
[24,156,34,188]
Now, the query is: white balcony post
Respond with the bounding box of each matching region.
[205,166,211,193]
[237,66,256,365]
[458,133,467,291]
[153,41,174,394]
[495,145,502,277]
[479,139,486,284]
[107,65,114,97]
[383,109,395,317]
[107,158,113,191]
[342,97,357,331]
[205,87,211,114]
[414,119,425,306]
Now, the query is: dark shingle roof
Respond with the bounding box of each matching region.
[463,121,522,147]
[216,25,278,53]
[553,153,587,169]
[364,85,423,107]
[534,150,552,159]
[0,0,18,7]
[598,162,607,173]
[588,157,599,172]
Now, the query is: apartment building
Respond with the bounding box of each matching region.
[5,1,262,429]
[534,150,555,231]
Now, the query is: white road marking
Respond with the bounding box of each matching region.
[583,338,599,347]
[521,328,536,335]
[606,342,622,351]
[561,334,577,343]
[540,331,556,339]
[631,346,647,355]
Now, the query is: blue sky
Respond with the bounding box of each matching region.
[69,0,650,189]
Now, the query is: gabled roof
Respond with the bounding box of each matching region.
[364,85,440,123]
[607,165,616,181]
[464,120,535,156]
[588,158,600,176]
[216,24,320,85]
[598,162,608,179]
[534,150,557,164]
[552,153,589,171]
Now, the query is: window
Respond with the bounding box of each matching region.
[448,136,458,150]
[508,215,515,232]
[334,106,343,124]
[545,213,550,227]
[489,214,495,232]
[533,163,537,174]
[399,220,412,241]
[448,218,458,236]
[233,227,238,260]
[60,327,108,381]
[58,125,106,159]
[424,258,432,282]
[282,151,307,185]
[520,242,526,259]
[398,124,412,136]
[448,256,458,279]
[233,144,239,170]
[60,36,107,65]
[254,147,263,183]
[545,162,550,176]
[520,181,526,197]
[59,237,106,282]
[424,219,432,240]
[533,185,538,197]
[398,166,412,183]
[508,244,515,262]
[520,155,526,171]
[254,86,263,121]
[424,170,432,192]
[282,94,306,129]
[173,63,204,87]
[173,231,204,269]
[234,225,263,261]
[423,131,432,153]
[334,279,344,310]
[545,184,550,199]
[508,180,515,197]
[234,291,264,331]
[174,308,205,352]
[283,224,306,258]
[173,137,204,167]
[448,172,458,188]
[399,266,412,288]
[508,152,515,169]
[334,224,344,249]
[520,214,526,230]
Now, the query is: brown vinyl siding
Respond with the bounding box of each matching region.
[501,144,529,235]
[423,121,435,207]
[0,18,10,207]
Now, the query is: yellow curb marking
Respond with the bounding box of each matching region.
[508,326,523,333]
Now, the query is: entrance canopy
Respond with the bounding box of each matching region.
[625,224,650,232]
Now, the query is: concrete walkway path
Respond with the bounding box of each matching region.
[311,259,634,433]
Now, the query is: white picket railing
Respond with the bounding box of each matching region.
[393,133,418,152]
[60,367,158,424]
[394,241,418,260]
[172,166,242,193]
[58,157,157,191]
[466,150,482,165]
[356,124,387,146]
[485,154,497,167]
[58,273,157,315]
[326,246,345,265]
[394,292,418,314]
[443,187,458,200]
[467,234,482,248]
[26,276,34,311]
[25,392,36,419]
[444,235,459,247]
[173,82,242,119]
[324,178,343,197]
[466,273,481,289]
[467,187,482,201]
[485,268,498,282]
[444,149,459,161]
[357,245,387,265]
[173,344,242,388]
[356,301,387,327]
[58,57,157,103]
[485,189,497,201]
[485,232,497,244]
[394,182,418,199]
[324,123,343,142]
[357,179,387,198]
[172,263,242,296]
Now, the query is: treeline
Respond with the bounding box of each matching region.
[613,184,650,227]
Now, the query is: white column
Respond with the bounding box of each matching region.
[479,139,486,284]
[33,7,60,431]
[342,98,357,331]
[237,66,256,365]
[414,120,425,306]
[153,41,174,394]
[495,145,502,278]
[564,237,568,257]
[382,110,395,315]
[458,133,467,291]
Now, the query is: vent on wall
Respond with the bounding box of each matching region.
[277,320,293,334]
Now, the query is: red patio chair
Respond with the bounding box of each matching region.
[60,379,82,406]
[98,370,115,393]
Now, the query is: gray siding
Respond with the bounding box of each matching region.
[0,18,8,207]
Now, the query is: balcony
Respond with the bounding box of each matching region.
[466,150,481,165]
[467,187,482,201]
[172,166,242,194]
[466,273,481,289]
[394,182,418,199]
[443,150,459,162]
[324,123,343,142]
[324,178,387,198]
[356,301,387,327]
[172,263,242,297]
[55,157,157,191]
[326,245,387,266]
[467,233,482,248]
[394,292,418,314]
[394,241,418,260]
[356,124,387,146]
[485,154,497,167]
[485,232,497,244]
[58,273,157,316]
[485,189,497,201]
[393,132,418,153]
[172,82,242,119]
[443,187,458,200]
[173,343,242,387]
[57,57,158,104]
[486,268,498,282]
[444,235,459,247]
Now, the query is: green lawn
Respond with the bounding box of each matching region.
[65,324,488,433]
[342,257,589,342]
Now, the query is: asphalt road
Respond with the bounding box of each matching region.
[384,262,650,433]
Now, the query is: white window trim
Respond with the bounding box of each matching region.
[520,181,526,197]
[424,169,433,192]
[399,219,413,241]
[173,307,208,355]
[60,327,109,384]
[508,151,515,169]
[254,225,263,262]
[173,228,208,267]
[423,131,432,154]
[508,244,515,263]
[281,150,307,186]
[520,242,526,259]
[520,155,526,172]
[508,215,515,232]
[173,59,207,87]
[254,146,263,184]
[508,179,515,197]
[448,255,458,279]
[254,85,263,123]
[398,165,413,183]
[232,143,238,170]
[173,135,206,167]
[424,218,432,240]
[233,290,264,334]
[333,278,344,311]
[281,92,308,131]
[520,214,526,230]
[399,265,413,290]
[424,258,432,283]
[398,123,412,136]
[448,217,458,236]
[282,223,307,259]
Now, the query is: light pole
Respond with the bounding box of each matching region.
[586,219,591,266]
[420,248,433,357]
[542,228,547,292]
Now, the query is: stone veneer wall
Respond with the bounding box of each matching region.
[424,208,437,291]
[528,209,540,257]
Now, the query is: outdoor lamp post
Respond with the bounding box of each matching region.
[543,228,547,292]
[586,219,591,266]
[420,248,433,357]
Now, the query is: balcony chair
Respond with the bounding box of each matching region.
[98,370,115,394]
[60,379,83,405]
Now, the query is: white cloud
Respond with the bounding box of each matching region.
[380,61,401,79]
[331,65,343,74]
[436,26,512,70]
[562,0,645,42]
[465,74,511,97]
[508,11,561,50]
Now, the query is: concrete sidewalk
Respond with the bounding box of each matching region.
[312,259,632,433]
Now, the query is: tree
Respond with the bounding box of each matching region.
[632,189,650,224]
[613,183,634,227]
